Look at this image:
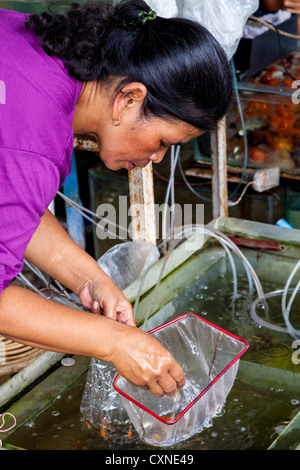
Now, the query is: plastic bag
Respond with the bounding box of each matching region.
[80,240,160,437]
[114,313,248,447]
[148,0,259,59]
[243,10,291,38]
[80,360,131,439]
[97,240,160,290]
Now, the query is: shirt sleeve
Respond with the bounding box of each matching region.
[0,147,61,295]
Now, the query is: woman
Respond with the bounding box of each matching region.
[0,0,233,397]
[261,0,300,15]
[260,0,300,33]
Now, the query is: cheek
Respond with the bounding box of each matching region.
[99,128,153,166]
[98,140,132,170]
[99,152,124,170]
[99,140,123,161]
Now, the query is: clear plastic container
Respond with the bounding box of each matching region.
[113,313,248,447]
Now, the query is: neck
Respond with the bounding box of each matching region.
[72,81,105,135]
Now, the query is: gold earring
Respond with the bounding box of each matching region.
[111,118,120,126]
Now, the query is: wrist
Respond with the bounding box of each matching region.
[94,317,127,363]
[69,257,110,297]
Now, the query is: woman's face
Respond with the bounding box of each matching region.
[73,80,204,171]
[95,115,204,171]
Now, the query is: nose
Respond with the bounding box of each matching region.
[149,149,167,164]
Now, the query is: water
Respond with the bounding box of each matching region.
[5,275,300,450]
[1,0,300,447]
[6,372,300,451]
[144,273,300,372]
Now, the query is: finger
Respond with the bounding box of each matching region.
[78,283,94,310]
[117,308,136,326]
[91,300,100,314]
[169,361,186,389]
[283,0,300,12]
[157,376,178,397]
[126,317,136,327]
[116,300,136,326]
[148,381,165,397]
[102,300,117,321]
[284,0,300,6]
[285,7,300,13]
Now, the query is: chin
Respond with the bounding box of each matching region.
[100,156,122,171]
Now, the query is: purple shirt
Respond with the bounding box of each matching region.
[0,9,82,294]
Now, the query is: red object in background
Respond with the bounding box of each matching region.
[228,236,284,251]
[248,146,269,162]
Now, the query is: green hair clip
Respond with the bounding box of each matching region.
[131,10,157,26]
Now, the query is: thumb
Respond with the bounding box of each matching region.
[78,283,94,309]
[102,299,117,321]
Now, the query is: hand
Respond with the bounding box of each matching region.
[78,275,135,326]
[24,209,135,325]
[109,323,186,397]
[283,0,300,14]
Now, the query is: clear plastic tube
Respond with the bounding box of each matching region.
[170,146,176,238]
[140,231,238,332]
[161,146,180,253]
[282,259,300,316]
[164,225,240,297]
[139,247,174,331]
[162,224,259,296]
[249,257,300,339]
[177,151,211,203]
[281,260,300,339]
[41,188,300,340]
[250,288,300,338]
[203,225,259,296]
[284,280,300,339]
[135,224,263,331]
[57,190,127,241]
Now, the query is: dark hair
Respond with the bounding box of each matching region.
[25,0,233,131]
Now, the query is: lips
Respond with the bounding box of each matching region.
[128,162,136,170]
[128,160,150,170]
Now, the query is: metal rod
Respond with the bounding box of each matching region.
[210,117,228,218]
[128,163,157,244]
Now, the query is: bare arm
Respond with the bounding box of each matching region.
[25,209,116,305]
[24,209,134,324]
[282,0,300,14]
[0,285,119,358]
[261,0,300,14]
[0,285,185,396]
[261,0,282,11]
[0,209,186,396]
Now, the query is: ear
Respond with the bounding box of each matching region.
[111,82,147,122]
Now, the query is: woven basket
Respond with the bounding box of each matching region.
[0,335,43,378]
